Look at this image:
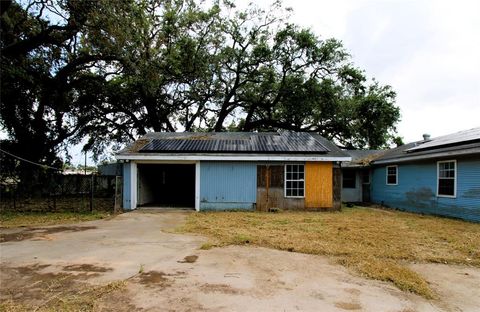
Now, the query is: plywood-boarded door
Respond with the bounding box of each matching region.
[305,162,333,208]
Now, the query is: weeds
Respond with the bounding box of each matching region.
[0,277,127,312]
[0,211,111,228]
[199,243,214,250]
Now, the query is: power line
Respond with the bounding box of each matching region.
[0,148,62,171]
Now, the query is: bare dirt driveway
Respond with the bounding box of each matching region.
[1,210,479,311]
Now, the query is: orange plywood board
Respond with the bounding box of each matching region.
[305,162,333,208]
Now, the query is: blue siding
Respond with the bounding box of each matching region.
[122,162,132,210]
[200,161,257,210]
[371,158,480,222]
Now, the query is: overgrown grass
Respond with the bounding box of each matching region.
[0,211,112,228]
[179,207,480,299]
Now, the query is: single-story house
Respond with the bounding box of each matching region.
[115,132,351,211]
[370,128,480,222]
[341,150,385,203]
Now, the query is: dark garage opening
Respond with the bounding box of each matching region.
[137,164,195,208]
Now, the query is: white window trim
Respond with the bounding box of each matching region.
[386,165,398,185]
[284,164,305,198]
[437,160,457,198]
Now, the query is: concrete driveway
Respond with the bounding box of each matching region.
[1,210,478,311]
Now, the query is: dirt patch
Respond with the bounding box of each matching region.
[0,263,136,311]
[1,264,98,302]
[335,301,362,310]
[344,288,361,295]
[178,255,198,263]
[134,271,172,289]
[63,264,113,273]
[1,231,36,243]
[310,291,325,300]
[199,283,242,295]
[410,263,480,311]
[14,263,51,273]
[0,225,97,243]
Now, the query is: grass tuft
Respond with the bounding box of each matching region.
[199,242,215,250]
[338,256,434,299]
[231,234,252,244]
[179,207,480,298]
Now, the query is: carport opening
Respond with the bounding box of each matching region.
[137,164,195,208]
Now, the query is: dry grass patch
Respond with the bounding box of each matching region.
[179,207,480,298]
[0,211,111,228]
[0,281,128,312]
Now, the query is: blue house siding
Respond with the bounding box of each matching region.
[371,158,480,222]
[199,161,257,210]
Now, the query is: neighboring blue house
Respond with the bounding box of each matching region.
[370,128,480,222]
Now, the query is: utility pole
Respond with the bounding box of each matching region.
[84,150,87,175]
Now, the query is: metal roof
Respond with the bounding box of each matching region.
[373,128,480,165]
[406,127,480,152]
[138,132,331,154]
[115,131,352,161]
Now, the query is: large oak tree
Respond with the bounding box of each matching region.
[1,0,401,184]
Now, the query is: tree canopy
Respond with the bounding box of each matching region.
[1,0,401,177]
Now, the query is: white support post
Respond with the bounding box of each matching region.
[195,161,200,211]
[131,161,137,209]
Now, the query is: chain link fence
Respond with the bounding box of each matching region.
[0,174,123,213]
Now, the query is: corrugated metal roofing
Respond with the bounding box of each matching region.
[407,127,480,152]
[138,132,330,154]
[373,127,480,164]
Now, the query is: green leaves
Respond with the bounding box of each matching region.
[1,0,401,172]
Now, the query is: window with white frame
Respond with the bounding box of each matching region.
[438,160,456,197]
[285,164,305,197]
[386,165,398,185]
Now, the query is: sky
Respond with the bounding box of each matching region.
[67,0,480,164]
[279,0,480,142]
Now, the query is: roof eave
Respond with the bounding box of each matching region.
[342,163,371,168]
[115,153,351,162]
[373,148,480,165]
